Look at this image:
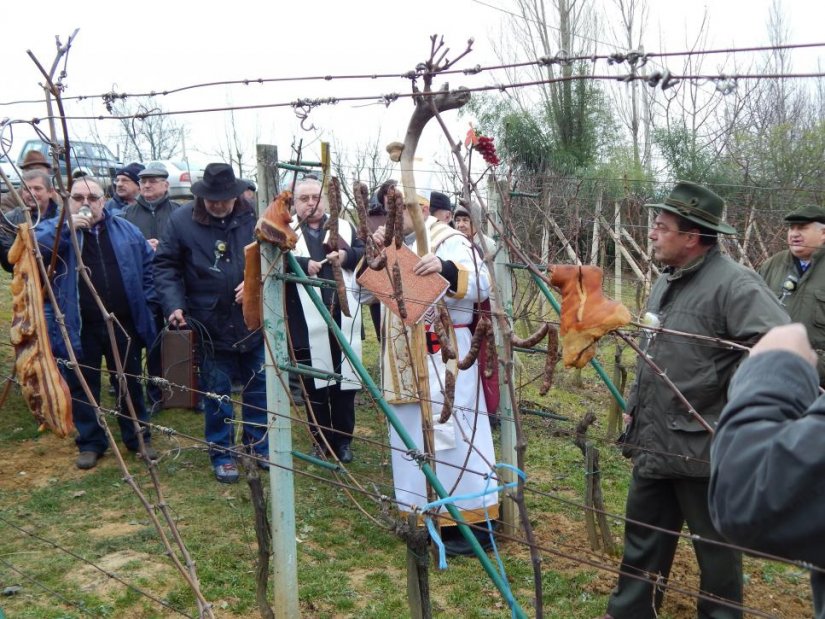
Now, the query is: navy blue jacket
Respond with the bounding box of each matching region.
[36,210,158,359]
[153,197,261,353]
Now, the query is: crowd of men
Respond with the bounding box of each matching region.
[3,160,825,615]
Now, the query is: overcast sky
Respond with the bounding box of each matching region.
[2,0,822,191]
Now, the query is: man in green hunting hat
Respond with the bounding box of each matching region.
[758,205,825,386]
[601,181,789,619]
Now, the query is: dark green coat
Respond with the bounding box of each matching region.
[758,247,825,385]
[623,246,789,478]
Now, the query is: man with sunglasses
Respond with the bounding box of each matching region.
[758,205,825,386]
[36,177,158,470]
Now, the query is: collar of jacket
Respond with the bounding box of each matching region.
[136,193,170,210]
[192,196,252,225]
[664,244,719,281]
[797,245,825,269]
[45,199,60,219]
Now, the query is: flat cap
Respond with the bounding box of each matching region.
[138,164,169,179]
[784,205,825,224]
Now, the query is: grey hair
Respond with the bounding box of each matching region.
[21,169,53,190]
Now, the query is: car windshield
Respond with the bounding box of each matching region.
[72,142,117,161]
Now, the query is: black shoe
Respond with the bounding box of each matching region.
[336,444,353,464]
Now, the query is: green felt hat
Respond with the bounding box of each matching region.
[645,181,736,235]
[784,205,825,224]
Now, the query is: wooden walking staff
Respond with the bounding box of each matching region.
[388,41,472,511]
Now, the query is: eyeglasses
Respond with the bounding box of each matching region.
[651,222,679,234]
[140,177,166,184]
[296,194,321,204]
[69,194,103,203]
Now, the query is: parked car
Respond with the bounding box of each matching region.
[144,160,194,199]
[0,154,21,192]
[16,139,121,192]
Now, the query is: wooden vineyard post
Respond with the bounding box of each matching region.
[489,178,518,536]
[258,144,300,618]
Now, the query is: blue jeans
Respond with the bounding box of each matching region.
[200,345,268,465]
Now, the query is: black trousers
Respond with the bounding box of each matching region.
[64,319,150,454]
[301,381,355,452]
[606,470,742,619]
[293,337,357,452]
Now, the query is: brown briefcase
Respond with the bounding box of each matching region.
[161,329,198,409]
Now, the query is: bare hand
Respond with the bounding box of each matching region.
[147,238,159,251]
[168,309,187,328]
[71,213,91,229]
[307,260,323,276]
[326,250,346,265]
[234,281,244,304]
[372,225,386,247]
[413,253,442,276]
[750,323,817,367]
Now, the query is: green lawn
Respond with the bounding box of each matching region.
[0,269,812,618]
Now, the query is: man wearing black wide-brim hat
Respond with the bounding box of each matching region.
[758,205,825,386]
[601,181,789,619]
[153,163,269,484]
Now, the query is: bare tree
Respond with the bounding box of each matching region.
[331,132,393,209]
[108,96,187,162]
[607,0,653,172]
[212,108,259,180]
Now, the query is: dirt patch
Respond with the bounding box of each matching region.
[68,549,176,600]
[0,432,84,491]
[526,508,814,618]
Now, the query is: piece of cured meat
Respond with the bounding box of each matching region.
[549,264,631,368]
[8,223,73,437]
[256,191,298,251]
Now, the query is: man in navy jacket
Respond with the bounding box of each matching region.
[153,163,268,483]
[37,178,158,470]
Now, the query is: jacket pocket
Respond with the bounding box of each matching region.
[186,294,219,327]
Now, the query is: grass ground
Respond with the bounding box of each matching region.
[0,269,814,618]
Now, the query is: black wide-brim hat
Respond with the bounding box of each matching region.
[645,180,736,235]
[191,163,247,201]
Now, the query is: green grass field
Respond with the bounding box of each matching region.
[0,269,812,618]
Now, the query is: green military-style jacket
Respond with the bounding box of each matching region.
[758,247,825,385]
[623,245,789,479]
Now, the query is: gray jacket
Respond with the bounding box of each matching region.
[623,245,789,478]
[121,194,180,243]
[709,350,825,618]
